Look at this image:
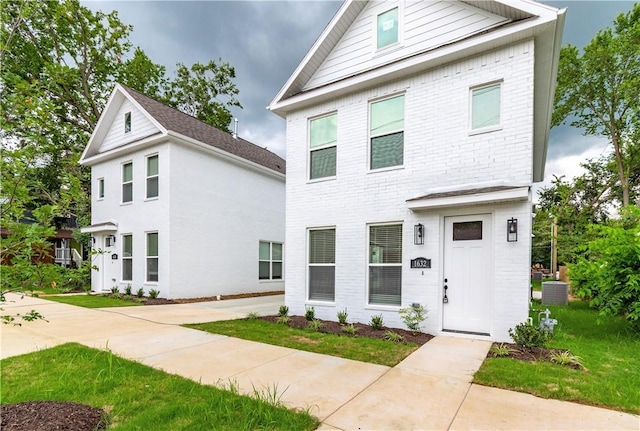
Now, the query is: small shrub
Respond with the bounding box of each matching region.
[110,286,119,294]
[305,306,315,321]
[148,289,160,299]
[508,321,552,350]
[490,343,515,357]
[341,323,357,335]
[336,308,348,324]
[307,319,324,331]
[550,350,584,369]
[278,305,289,317]
[383,330,404,343]
[369,314,384,330]
[399,304,427,332]
[136,287,144,298]
[246,311,259,320]
[124,284,132,296]
[276,315,290,325]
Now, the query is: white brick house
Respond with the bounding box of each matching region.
[80,84,285,298]
[269,0,565,341]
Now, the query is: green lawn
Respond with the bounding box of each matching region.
[531,276,555,291]
[186,319,418,367]
[43,294,142,308]
[0,343,319,430]
[474,301,640,414]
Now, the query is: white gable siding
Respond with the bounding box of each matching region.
[304,0,508,90]
[285,40,534,341]
[99,99,160,153]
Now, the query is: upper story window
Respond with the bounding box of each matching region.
[471,83,501,132]
[309,113,337,180]
[98,178,104,200]
[146,155,159,199]
[259,241,283,280]
[377,7,398,49]
[122,162,133,203]
[370,95,404,170]
[124,112,132,133]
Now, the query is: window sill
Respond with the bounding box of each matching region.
[259,279,284,283]
[469,125,502,136]
[365,304,401,312]
[120,201,133,206]
[367,165,404,174]
[97,198,104,202]
[307,176,336,184]
[305,300,335,307]
[144,197,159,202]
[144,281,158,286]
[373,42,403,57]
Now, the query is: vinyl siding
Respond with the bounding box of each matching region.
[99,99,160,153]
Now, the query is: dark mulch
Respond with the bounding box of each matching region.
[487,342,584,370]
[137,290,284,306]
[262,315,434,345]
[1,401,107,431]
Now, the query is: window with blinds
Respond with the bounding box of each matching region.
[147,232,158,282]
[309,113,337,180]
[370,95,404,170]
[146,155,159,199]
[122,162,133,203]
[471,83,501,130]
[368,224,402,305]
[308,228,335,301]
[122,234,133,281]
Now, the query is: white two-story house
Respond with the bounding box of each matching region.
[269,0,565,341]
[80,84,285,298]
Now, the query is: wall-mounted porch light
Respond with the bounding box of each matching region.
[507,218,518,242]
[414,223,424,245]
[106,234,116,247]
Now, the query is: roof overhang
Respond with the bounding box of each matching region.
[81,222,118,234]
[407,183,530,211]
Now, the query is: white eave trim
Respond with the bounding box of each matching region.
[407,186,530,211]
[81,222,118,234]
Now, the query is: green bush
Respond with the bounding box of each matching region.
[304,306,315,321]
[399,304,427,332]
[337,308,348,324]
[369,314,384,330]
[569,206,640,329]
[278,305,289,317]
[124,284,132,296]
[136,287,144,298]
[307,319,324,331]
[341,323,357,335]
[148,289,160,299]
[508,321,552,350]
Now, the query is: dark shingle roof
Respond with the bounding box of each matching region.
[122,85,285,175]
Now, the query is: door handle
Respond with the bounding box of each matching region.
[443,283,448,304]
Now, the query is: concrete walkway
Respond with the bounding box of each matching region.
[1,293,637,430]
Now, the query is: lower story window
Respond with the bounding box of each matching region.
[308,228,335,301]
[259,241,283,280]
[122,234,132,281]
[368,224,402,305]
[146,232,158,282]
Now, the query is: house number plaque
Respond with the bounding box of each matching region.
[111,254,118,260]
[411,257,431,269]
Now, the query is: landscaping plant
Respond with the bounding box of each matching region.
[337,308,348,324]
[399,304,427,333]
[307,319,324,331]
[341,323,357,335]
[124,284,132,296]
[136,287,144,298]
[148,289,160,299]
[369,314,384,330]
[278,305,289,317]
[508,321,552,350]
[383,330,404,343]
[304,306,315,321]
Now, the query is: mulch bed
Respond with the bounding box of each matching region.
[262,315,434,346]
[113,290,284,306]
[1,401,107,431]
[487,342,584,370]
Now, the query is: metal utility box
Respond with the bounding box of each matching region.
[542,281,568,306]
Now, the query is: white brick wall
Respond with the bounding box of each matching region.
[285,41,535,341]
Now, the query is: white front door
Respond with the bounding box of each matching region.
[443,214,492,335]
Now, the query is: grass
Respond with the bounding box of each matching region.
[0,343,319,430]
[531,276,555,291]
[185,319,418,367]
[43,294,142,308]
[474,300,640,414]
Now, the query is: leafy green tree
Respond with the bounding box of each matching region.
[569,206,640,329]
[552,4,640,207]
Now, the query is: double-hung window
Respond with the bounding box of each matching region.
[309,113,337,180]
[471,83,501,131]
[370,95,405,170]
[122,162,133,203]
[308,228,335,302]
[368,224,402,306]
[259,241,283,280]
[122,234,133,281]
[146,232,158,282]
[146,155,159,199]
[377,7,399,49]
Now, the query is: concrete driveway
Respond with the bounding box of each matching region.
[1,293,637,430]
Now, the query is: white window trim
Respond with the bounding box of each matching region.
[121,161,133,205]
[469,81,503,135]
[145,153,159,201]
[259,241,284,282]
[308,112,338,183]
[366,222,403,308]
[368,93,406,173]
[121,233,133,282]
[97,178,104,200]
[145,231,158,284]
[373,4,403,54]
[307,226,336,304]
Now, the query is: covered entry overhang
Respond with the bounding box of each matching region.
[80,222,118,234]
[407,184,530,211]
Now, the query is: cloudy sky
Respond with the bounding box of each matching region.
[84,0,635,198]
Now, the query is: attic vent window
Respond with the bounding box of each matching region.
[377,7,398,49]
[124,112,131,133]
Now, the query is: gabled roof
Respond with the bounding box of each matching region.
[269,0,565,182]
[81,84,285,175]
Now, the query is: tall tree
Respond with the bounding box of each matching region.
[552,4,640,206]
